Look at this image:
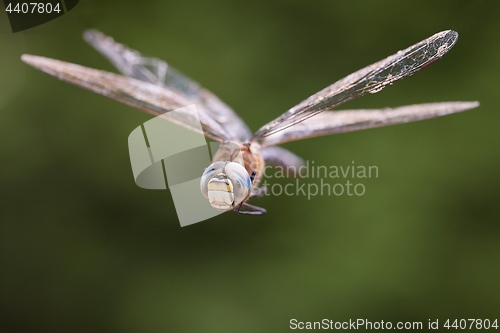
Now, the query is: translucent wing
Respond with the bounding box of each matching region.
[260,101,480,147]
[252,30,459,141]
[21,54,229,141]
[83,30,253,142]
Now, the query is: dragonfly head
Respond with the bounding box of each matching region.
[200,161,252,211]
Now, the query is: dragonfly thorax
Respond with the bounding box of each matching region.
[200,161,252,211]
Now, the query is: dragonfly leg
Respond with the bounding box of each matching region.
[235,202,267,215]
[234,172,257,215]
[250,185,267,198]
[249,170,256,182]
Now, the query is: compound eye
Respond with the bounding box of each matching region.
[200,161,225,198]
[224,162,252,205]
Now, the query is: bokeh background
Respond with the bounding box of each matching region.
[1,0,499,332]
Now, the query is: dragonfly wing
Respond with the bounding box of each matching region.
[21,54,229,141]
[260,101,479,146]
[252,30,459,141]
[83,30,253,142]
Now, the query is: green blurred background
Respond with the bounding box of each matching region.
[1,0,499,332]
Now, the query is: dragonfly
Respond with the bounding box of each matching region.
[22,30,479,215]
